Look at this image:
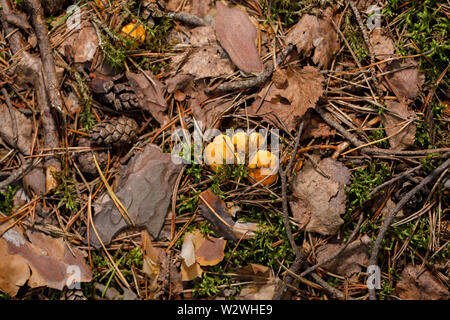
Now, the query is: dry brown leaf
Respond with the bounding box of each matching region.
[315,235,371,277]
[384,59,425,99]
[198,189,238,241]
[396,264,450,300]
[381,101,416,150]
[126,71,169,126]
[246,66,324,132]
[369,28,395,60]
[0,104,33,155]
[88,144,184,248]
[189,26,216,47]
[166,0,213,18]
[73,24,99,63]
[0,225,91,296]
[215,2,263,73]
[302,110,336,140]
[195,235,226,266]
[289,198,311,230]
[291,156,350,235]
[234,264,272,280]
[171,45,235,80]
[285,7,340,69]
[239,280,279,300]
[181,261,203,282]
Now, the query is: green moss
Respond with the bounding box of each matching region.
[346,160,391,212]
[0,185,18,215]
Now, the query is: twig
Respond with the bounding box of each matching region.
[205,44,294,95]
[167,12,206,27]
[1,87,18,149]
[24,0,64,114]
[368,157,450,300]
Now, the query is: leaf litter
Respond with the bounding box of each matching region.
[0,0,448,301]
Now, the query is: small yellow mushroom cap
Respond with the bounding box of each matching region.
[247,150,278,186]
[121,22,146,45]
[232,132,248,154]
[204,136,235,172]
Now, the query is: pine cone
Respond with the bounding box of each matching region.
[89,116,138,147]
[75,138,108,176]
[90,76,140,111]
[393,178,429,213]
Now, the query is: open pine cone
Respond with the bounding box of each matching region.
[89,116,138,147]
[90,75,140,112]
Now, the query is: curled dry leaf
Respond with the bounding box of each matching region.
[395,264,450,300]
[199,189,258,241]
[215,2,263,73]
[285,7,340,69]
[369,28,395,60]
[180,229,226,281]
[246,66,324,132]
[291,156,350,235]
[126,71,169,126]
[315,235,371,277]
[58,22,99,64]
[0,225,92,296]
[381,101,417,150]
[383,59,425,99]
[87,144,184,248]
[302,110,336,140]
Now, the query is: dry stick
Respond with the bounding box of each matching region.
[368,157,450,300]
[205,44,294,95]
[1,87,18,149]
[24,0,64,114]
[167,12,206,27]
[348,0,382,98]
[273,120,305,300]
[316,107,450,156]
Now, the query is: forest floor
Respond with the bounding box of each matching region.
[0,0,449,300]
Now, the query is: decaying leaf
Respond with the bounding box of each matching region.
[239,279,279,300]
[0,104,33,155]
[315,235,371,277]
[369,28,395,60]
[302,110,336,140]
[285,7,340,69]
[87,144,184,248]
[126,71,169,126]
[170,45,235,80]
[380,101,416,150]
[189,26,216,47]
[58,23,99,64]
[383,59,425,99]
[195,235,226,266]
[0,225,91,296]
[234,263,272,280]
[166,0,213,18]
[246,66,324,132]
[180,229,226,281]
[199,189,257,241]
[289,198,311,230]
[395,264,450,300]
[291,156,350,235]
[215,2,263,73]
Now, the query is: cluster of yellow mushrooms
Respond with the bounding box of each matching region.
[204,133,279,186]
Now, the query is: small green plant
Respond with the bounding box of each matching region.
[0,185,18,215]
[177,190,200,216]
[370,125,389,149]
[54,173,79,213]
[193,274,230,298]
[346,160,391,212]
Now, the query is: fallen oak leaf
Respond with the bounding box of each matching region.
[383,59,425,99]
[285,7,340,69]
